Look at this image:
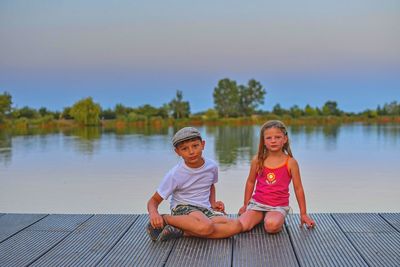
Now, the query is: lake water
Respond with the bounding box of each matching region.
[0,123,399,214]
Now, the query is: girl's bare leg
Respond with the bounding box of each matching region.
[238,210,264,232]
[264,211,285,234]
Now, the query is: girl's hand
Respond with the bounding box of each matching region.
[212,201,225,213]
[238,205,247,215]
[149,212,164,229]
[300,214,316,229]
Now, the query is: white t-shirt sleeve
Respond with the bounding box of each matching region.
[213,165,218,184]
[157,168,177,200]
[211,159,218,184]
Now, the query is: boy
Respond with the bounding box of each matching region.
[147,126,242,241]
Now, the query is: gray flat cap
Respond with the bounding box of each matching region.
[172,127,202,147]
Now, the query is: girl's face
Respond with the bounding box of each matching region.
[263,127,288,152]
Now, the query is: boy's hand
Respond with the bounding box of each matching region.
[238,205,247,215]
[300,214,316,229]
[212,201,225,213]
[149,212,165,229]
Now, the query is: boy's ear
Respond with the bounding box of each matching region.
[201,140,206,148]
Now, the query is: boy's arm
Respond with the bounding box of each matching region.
[239,157,258,214]
[209,184,216,206]
[290,158,316,228]
[210,184,225,212]
[147,192,165,229]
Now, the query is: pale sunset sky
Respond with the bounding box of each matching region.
[0,0,399,113]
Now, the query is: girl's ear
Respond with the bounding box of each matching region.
[283,135,288,144]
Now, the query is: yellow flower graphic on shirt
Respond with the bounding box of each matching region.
[266,172,276,184]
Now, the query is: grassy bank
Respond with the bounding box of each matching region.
[1,115,399,132]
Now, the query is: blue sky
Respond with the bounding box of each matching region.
[0,0,399,113]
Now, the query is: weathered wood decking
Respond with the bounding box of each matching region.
[0,213,399,266]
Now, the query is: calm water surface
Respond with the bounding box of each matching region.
[0,124,399,214]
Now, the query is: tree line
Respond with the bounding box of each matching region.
[1,78,400,126]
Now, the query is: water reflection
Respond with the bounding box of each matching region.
[1,123,400,213]
[62,127,101,155]
[0,123,399,165]
[0,130,12,166]
[212,125,257,167]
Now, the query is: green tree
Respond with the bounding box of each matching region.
[0,92,12,122]
[61,107,73,119]
[115,103,130,117]
[304,104,318,116]
[272,104,286,116]
[158,104,170,119]
[290,105,303,118]
[38,107,56,118]
[70,97,101,125]
[213,78,239,117]
[382,101,400,115]
[169,90,190,119]
[100,108,116,120]
[203,108,219,120]
[322,101,341,116]
[135,104,161,118]
[17,106,39,119]
[238,79,266,116]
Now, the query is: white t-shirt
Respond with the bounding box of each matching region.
[157,157,218,210]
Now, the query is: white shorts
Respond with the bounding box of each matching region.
[247,198,291,216]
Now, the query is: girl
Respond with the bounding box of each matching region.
[238,120,315,233]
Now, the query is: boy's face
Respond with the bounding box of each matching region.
[174,139,205,168]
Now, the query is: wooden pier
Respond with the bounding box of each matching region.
[0,213,399,266]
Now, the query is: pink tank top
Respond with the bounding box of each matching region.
[252,156,292,207]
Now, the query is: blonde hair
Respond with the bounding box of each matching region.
[257,120,293,174]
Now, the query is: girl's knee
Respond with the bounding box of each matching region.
[264,219,283,234]
[239,219,253,232]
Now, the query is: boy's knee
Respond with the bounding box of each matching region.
[264,219,283,234]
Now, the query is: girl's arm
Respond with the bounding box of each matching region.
[210,184,225,212]
[289,158,316,228]
[238,157,258,215]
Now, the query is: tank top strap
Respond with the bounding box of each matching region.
[284,156,290,166]
[285,156,291,175]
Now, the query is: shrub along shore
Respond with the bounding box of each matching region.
[1,114,399,132]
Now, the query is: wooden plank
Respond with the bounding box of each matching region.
[97,214,174,267]
[30,214,137,267]
[286,214,367,267]
[0,213,47,243]
[380,213,400,232]
[166,236,232,267]
[332,213,400,267]
[233,222,298,267]
[0,214,91,267]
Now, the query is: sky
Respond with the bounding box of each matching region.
[0,0,399,113]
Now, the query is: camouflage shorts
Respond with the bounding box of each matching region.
[171,204,224,219]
